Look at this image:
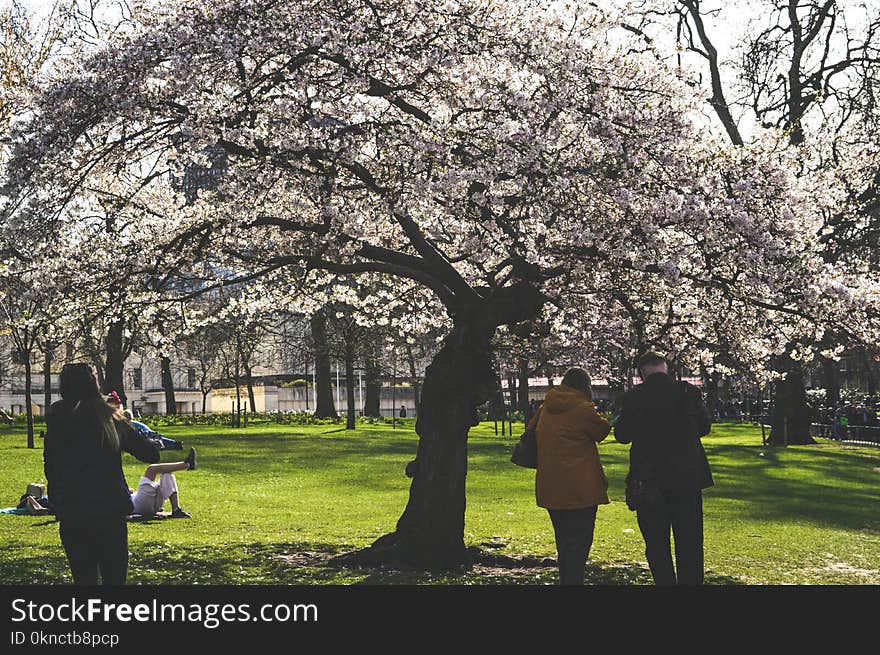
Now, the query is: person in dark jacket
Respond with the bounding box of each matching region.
[613,352,713,585]
[44,363,160,585]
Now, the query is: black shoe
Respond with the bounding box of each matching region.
[171,507,191,519]
[184,447,197,471]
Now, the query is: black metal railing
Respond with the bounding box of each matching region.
[810,423,880,445]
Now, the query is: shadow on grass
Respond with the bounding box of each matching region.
[0,546,70,584]
[704,443,880,531]
[0,541,739,585]
[325,547,742,586]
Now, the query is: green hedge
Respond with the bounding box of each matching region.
[139,412,427,428]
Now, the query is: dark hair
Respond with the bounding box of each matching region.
[59,363,121,450]
[636,352,667,373]
[59,363,102,402]
[561,367,593,398]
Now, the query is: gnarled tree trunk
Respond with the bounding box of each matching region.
[337,283,545,570]
[355,319,494,568]
[768,355,815,445]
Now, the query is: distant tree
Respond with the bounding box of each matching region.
[309,309,337,420]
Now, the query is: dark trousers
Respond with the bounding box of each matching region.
[636,489,704,585]
[59,518,129,585]
[547,506,598,585]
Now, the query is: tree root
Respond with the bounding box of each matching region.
[329,533,555,573]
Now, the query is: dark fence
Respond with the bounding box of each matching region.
[810,423,880,446]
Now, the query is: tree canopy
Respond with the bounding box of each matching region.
[3,0,876,372]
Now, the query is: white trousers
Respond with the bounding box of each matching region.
[130,474,178,515]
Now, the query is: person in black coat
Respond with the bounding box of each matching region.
[613,352,713,585]
[44,363,160,585]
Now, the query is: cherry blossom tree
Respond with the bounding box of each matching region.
[3,0,879,568]
[619,0,880,442]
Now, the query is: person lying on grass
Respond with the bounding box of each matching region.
[106,392,183,451]
[13,450,197,519]
[128,448,197,519]
[121,409,184,451]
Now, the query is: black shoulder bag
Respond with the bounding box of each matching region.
[511,407,542,469]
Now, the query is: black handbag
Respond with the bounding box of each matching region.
[624,477,665,511]
[511,409,541,469]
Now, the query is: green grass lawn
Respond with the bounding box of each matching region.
[0,419,878,585]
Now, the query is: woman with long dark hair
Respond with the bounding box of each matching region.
[44,363,159,584]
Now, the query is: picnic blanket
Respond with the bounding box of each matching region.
[1,508,171,519]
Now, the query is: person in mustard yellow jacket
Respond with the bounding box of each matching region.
[528,366,611,585]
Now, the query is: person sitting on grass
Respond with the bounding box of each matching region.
[22,495,53,515]
[129,448,197,519]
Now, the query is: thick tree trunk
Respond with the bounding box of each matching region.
[202,391,208,414]
[335,283,547,570]
[349,320,494,569]
[24,347,34,449]
[345,346,356,430]
[103,319,127,406]
[821,357,841,408]
[310,312,337,419]
[768,355,815,445]
[161,356,177,416]
[363,356,381,417]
